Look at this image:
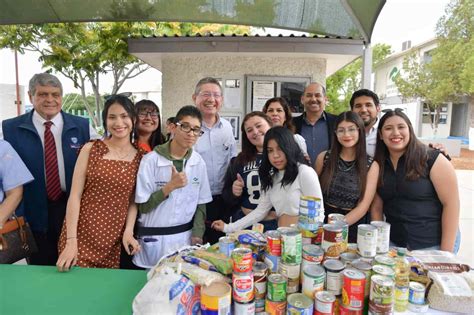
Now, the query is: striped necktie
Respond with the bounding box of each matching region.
[44,121,62,201]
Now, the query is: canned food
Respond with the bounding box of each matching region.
[301,264,325,299]
[323,259,346,296]
[351,259,372,299]
[408,281,426,305]
[373,255,396,268]
[286,276,300,294]
[266,230,282,256]
[232,247,253,273]
[201,281,232,315]
[346,243,358,254]
[340,252,361,267]
[279,262,301,279]
[339,304,363,315]
[328,213,345,224]
[265,299,286,315]
[332,220,349,251]
[255,297,266,313]
[372,264,395,279]
[322,224,344,258]
[357,224,378,258]
[314,291,336,315]
[302,244,324,263]
[219,236,235,257]
[234,300,255,315]
[264,252,281,273]
[342,269,366,309]
[252,222,264,233]
[299,196,323,231]
[232,271,255,303]
[370,221,391,254]
[278,227,302,264]
[369,275,394,314]
[267,274,287,302]
[254,261,268,299]
[287,293,313,314]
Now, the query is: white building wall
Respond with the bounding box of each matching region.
[0,84,25,121]
[160,55,326,121]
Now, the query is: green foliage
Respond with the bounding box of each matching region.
[0,22,250,127]
[62,93,96,111]
[326,43,392,114]
[394,0,474,130]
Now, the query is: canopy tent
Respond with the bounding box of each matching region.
[1,0,385,42]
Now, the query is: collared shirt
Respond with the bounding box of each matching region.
[194,115,237,195]
[300,112,329,166]
[366,118,379,157]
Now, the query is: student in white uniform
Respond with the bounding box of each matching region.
[133,106,212,268]
[212,126,324,233]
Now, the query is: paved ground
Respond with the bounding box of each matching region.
[456,170,474,265]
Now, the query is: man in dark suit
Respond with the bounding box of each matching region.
[2,73,96,265]
[293,82,336,166]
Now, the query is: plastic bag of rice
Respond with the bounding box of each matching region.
[427,271,474,314]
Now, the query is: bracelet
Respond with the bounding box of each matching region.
[67,236,77,240]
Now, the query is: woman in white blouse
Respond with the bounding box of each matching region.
[212,126,324,233]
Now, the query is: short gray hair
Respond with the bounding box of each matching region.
[194,77,222,95]
[305,82,326,96]
[29,73,63,96]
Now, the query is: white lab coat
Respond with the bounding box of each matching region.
[133,150,212,268]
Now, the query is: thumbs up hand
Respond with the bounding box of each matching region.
[169,165,188,190]
[232,173,245,197]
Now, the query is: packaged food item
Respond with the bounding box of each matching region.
[427,271,474,314]
[191,249,233,275]
[235,230,266,246]
[181,255,218,272]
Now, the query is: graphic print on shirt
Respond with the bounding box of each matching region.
[240,156,262,209]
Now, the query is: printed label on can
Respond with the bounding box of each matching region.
[234,301,255,315]
[264,253,281,273]
[266,230,282,256]
[201,282,232,315]
[357,225,378,258]
[232,272,255,303]
[219,236,235,258]
[341,269,365,309]
[279,262,301,279]
[280,229,302,264]
[315,291,335,315]
[408,282,426,305]
[232,248,253,273]
[369,275,394,314]
[370,221,391,254]
[267,274,287,302]
[302,265,325,299]
[322,224,344,258]
[265,299,286,315]
[287,293,313,315]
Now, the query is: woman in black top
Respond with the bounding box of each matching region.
[316,111,379,242]
[371,109,459,252]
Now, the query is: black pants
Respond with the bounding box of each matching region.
[28,194,67,266]
[203,194,231,245]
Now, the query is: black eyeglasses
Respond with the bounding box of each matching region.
[175,122,204,136]
[138,111,159,119]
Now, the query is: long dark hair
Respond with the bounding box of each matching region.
[319,111,368,199]
[134,99,165,148]
[262,97,296,133]
[236,111,273,164]
[102,94,135,142]
[259,126,306,191]
[374,109,428,186]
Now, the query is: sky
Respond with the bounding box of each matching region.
[0,0,451,97]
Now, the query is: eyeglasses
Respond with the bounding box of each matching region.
[176,122,204,136]
[197,91,222,99]
[138,111,159,119]
[335,127,359,136]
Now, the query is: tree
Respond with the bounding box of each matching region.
[326,43,392,114]
[62,93,97,111]
[0,22,249,128]
[395,0,474,132]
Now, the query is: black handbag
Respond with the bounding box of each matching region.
[0,215,38,264]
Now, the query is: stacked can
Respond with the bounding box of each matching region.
[219,236,236,257]
[231,248,255,311]
[300,244,324,281]
[328,215,349,253]
[264,230,282,274]
[321,224,345,259]
[301,264,325,299]
[286,293,313,314]
[253,261,268,313]
[314,291,336,315]
[351,259,372,314]
[357,224,378,258]
[278,227,302,294]
[341,268,366,313]
[266,273,287,315]
[372,264,395,280]
[369,275,395,314]
[370,221,391,254]
[373,255,396,269]
[323,259,346,296]
[299,196,323,246]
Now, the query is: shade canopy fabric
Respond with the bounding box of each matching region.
[1,0,385,42]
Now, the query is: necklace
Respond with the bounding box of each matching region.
[108,145,135,160]
[337,158,356,172]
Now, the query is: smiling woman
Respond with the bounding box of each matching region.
[134,99,165,152]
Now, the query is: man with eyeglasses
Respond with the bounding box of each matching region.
[294,82,337,166]
[192,77,237,245]
[133,105,212,268]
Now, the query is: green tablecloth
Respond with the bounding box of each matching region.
[0,264,147,315]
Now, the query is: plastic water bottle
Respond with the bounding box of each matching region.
[394,248,410,312]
